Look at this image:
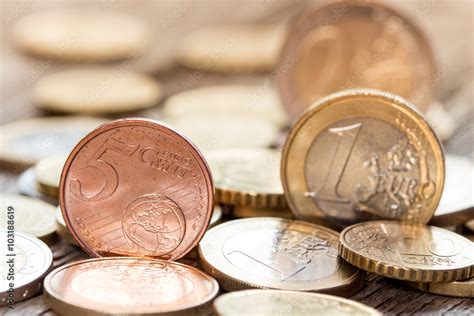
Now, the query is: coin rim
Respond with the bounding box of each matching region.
[402,277,474,298]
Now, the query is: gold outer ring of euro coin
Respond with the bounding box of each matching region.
[35,155,68,199]
[402,277,474,298]
[213,289,382,316]
[339,220,474,282]
[281,89,444,230]
[198,217,366,296]
[206,148,287,209]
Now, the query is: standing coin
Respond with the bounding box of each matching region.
[279,1,437,120]
[1,230,53,306]
[17,168,57,205]
[282,89,444,229]
[339,220,474,282]
[0,194,56,245]
[198,218,365,296]
[403,277,474,298]
[43,257,219,315]
[214,290,381,316]
[60,118,214,260]
[35,155,68,199]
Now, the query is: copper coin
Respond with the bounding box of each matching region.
[278,1,437,120]
[43,257,219,315]
[60,118,214,260]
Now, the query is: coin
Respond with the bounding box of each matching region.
[466,219,474,232]
[281,89,444,229]
[162,85,288,128]
[232,206,294,219]
[214,290,381,316]
[198,218,365,296]
[0,116,106,169]
[17,168,57,205]
[13,9,149,61]
[207,149,287,209]
[178,24,286,73]
[35,155,67,199]
[430,154,473,226]
[55,207,78,247]
[278,1,437,120]
[403,277,473,298]
[0,194,56,245]
[0,230,53,306]
[166,115,279,152]
[60,118,214,260]
[34,69,162,114]
[210,205,223,228]
[43,257,219,315]
[339,220,474,282]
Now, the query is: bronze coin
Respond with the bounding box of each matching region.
[278,2,437,120]
[60,118,214,260]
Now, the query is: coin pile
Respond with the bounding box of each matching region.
[1,1,473,315]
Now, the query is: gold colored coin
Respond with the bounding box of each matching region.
[198,218,365,296]
[35,155,68,199]
[214,290,381,316]
[403,277,474,298]
[281,89,444,229]
[207,149,287,209]
[55,207,78,246]
[232,206,294,219]
[339,220,474,282]
[0,194,56,245]
[278,1,437,120]
[13,9,150,62]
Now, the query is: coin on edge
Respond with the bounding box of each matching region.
[35,154,68,199]
[282,89,444,229]
[339,220,474,282]
[12,9,150,61]
[278,1,437,120]
[403,277,473,298]
[207,148,287,209]
[0,116,106,169]
[198,217,365,296]
[214,290,381,316]
[55,207,78,247]
[1,230,53,306]
[43,257,219,315]
[60,118,214,260]
[17,168,57,205]
[34,69,162,114]
[1,194,56,245]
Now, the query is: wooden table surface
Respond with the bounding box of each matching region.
[1,0,473,315]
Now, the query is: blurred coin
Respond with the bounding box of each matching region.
[0,194,56,245]
[178,24,286,73]
[0,230,53,306]
[60,118,214,260]
[12,10,149,62]
[430,155,474,226]
[17,168,57,205]
[43,257,219,315]
[207,149,286,209]
[214,290,381,316]
[35,155,67,199]
[55,207,78,247]
[232,206,294,219]
[282,89,444,229]
[199,218,365,296]
[466,219,474,232]
[166,115,279,152]
[0,116,106,169]
[425,102,457,141]
[34,69,162,114]
[162,85,288,128]
[279,2,437,120]
[210,205,223,228]
[403,277,473,298]
[339,220,474,282]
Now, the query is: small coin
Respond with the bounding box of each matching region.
[339,220,474,282]
[198,218,365,296]
[178,24,286,73]
[34,69,162,114]
[403,277,474,298]
[281,89,444,229]
[55,207,78,247]
[0,230,53,306]
[207,149,287,209]
[35,155,68,199]
[166,115,279,152]
[13,9,150,61]
[162,85,288,128]
[0,116,106,169]
[60,118,214,260]
[278,1,437,120]
[1,194,56,245]
[43,257,219,315]
[232,206,294,219]
[214,290,381,316]
[17,168,57,205]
